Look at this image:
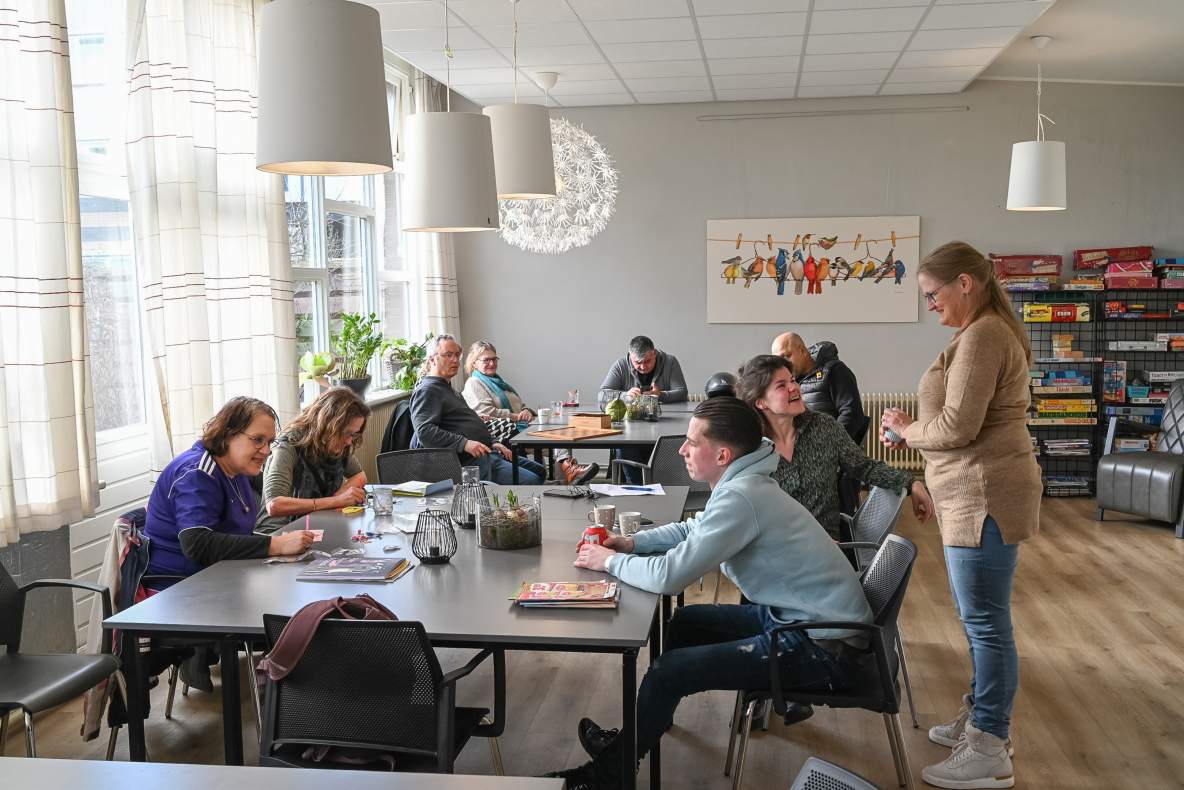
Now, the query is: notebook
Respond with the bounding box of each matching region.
[510,581,620,609]
[297,556,412,583]
[388,480,455,497]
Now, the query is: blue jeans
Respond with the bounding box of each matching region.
[634,603,857,759]
[944,515,1020,740]
[475,452,544,484]
[615,446,650,484]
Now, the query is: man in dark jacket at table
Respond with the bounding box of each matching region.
[772,333,868,441]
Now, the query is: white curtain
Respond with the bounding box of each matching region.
[0,1,99,547]
[411,71,461,345]
[125,0,297,475]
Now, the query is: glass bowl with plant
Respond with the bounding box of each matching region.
[477,489,542,550]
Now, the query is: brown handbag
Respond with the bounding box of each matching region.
[257,594,398,681]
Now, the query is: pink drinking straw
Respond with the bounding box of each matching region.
[305,513,310,531]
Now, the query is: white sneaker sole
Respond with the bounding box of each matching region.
[921,770,1015,789]
[928,731,1015,757]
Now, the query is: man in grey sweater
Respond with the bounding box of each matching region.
[598,336,688,483]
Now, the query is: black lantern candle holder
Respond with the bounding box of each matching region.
[412,509,457,564]
[450,465,486,530]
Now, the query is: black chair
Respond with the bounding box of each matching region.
[0,559,120,757]
[610,435,710,514]
[259,614,505,774]
[376,448,464,486]
[790,756,878,790]
[723,535,919,790]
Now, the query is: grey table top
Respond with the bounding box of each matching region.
[0,758,562,789]
[105,487,688,651]
[510,410,694,450]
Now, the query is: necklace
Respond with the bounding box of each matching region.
[228,478,250,513]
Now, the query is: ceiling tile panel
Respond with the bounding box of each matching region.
[709,55,800,75]
[380,27,487,52]
[696,12,807,39]
[456,82,544,99]
[715,87,798,101]
[630,90,716,103]
[908,27,1022,50]
[448,0,577,27]
[809,7,927,35]
[444,67,516,86]
[395,48,509,71]
[813,0,929,8]
[522,63,618,81]
[797,84,880,97]
[694,0,810,14]
[886,65,982,82]
[615,59,707,78]
[805,31,911,55]
[922,1,1053,30]
[558,93,637,106]
[879,80,969,94]
[713,72,798,89]
[599,40,704,62]
[474,23,592,48]
[506,45,606,66]
[799,68,890,86]
[585,17,696,43]
[374,2,444,30]
[896,47,1002,68]
[704,36,803,59]
[568,0,689,20]
[802,51,900,70]
[623,75,712,92]
[550,78,630,94]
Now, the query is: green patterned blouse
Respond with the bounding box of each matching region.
[771,410,914,538]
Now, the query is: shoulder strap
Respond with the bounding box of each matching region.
[258,594,398,681]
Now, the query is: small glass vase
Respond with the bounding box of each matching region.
[450,465,486,530]
[477,493,542,550]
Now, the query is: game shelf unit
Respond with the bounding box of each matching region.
[1009,290,1104,497]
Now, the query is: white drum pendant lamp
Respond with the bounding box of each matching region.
[481,1,555,199]
[403,112,500,232]
[257,0,392,176]
[1006,36,1066,211]
[403,0,499,232]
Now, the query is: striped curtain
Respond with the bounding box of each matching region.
[125,0,298,475]
[0,1,99,547]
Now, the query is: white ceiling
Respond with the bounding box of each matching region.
[363,0,1060,107]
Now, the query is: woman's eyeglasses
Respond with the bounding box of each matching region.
[478,356,500,364]
[243,433,275,450]
[924,281,952,305]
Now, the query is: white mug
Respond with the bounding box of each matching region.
[538,407,553,424]
[586,504,616,530]
[619,511,643,536]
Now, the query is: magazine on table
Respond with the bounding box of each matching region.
[297,556,413,583]
[510,581,620,609]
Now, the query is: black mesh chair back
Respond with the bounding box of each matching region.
[1157,380,1184,454]
[0,559,24,651]
[849,486,907,571]
[648,435,711,503]
[862,534,917,629]
[377,449,464,486]
[261,615,446,758]
[790,756,878,790]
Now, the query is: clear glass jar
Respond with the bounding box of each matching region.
[477,492,542,550]
[450,465,485,530]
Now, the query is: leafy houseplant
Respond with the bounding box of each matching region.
[385,332,434,391]
[332,312,385,396]
[298,350,336,385]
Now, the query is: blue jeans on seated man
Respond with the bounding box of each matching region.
[944,515,1019,741]
[632,603,858,760]
[474,452,544,484]
[615,446,650,485]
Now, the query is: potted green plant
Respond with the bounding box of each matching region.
[332,312,385,396]
[384,332,434,391]
[298,350,336,401]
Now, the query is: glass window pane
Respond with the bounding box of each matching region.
[294,280,319,360]
[285,175,314,268]
[326,213,367,338]
[79,195,144,432]
[324,176,368,205]
[381,170,404,271]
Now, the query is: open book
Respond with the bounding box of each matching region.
[297,556,413,583]
[387,480,455,497]
[510,581,620,609]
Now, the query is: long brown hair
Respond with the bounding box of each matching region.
[735,354,806,438]
[919,241,1031,363]
[201,397,278,456]
[281,387,371,463]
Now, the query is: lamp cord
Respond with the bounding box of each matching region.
[444,0,452,112]
[1035,58,1054,141]
[512,0,518,104]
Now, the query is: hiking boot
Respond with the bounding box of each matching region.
[560,457,600,485]
[578,717,618,758]
[921,724,1015,789]
[930,694,1013,756]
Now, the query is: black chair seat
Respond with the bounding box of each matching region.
[262,706,490,772]
[0,653,120,713]
[740,663,900,715]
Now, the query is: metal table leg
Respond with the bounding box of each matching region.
[122,630,147,761]
[219,639,244,765]
[622,649,638,790]
[512,446,520,484]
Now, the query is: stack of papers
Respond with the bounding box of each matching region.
[589,483,666,497]
[511,581,620,609]
[297,556,413,583]
[388,480,454,497]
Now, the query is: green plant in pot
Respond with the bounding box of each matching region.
[332,312,385,396]
[385,332,434,391]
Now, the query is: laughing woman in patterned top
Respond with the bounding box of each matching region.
[736,354,934,539]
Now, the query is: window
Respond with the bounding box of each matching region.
[287,65,415,398]
[67,2,147,439]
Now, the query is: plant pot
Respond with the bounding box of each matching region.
[335,375,372,397]
[477,495,542,550]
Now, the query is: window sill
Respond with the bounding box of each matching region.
[365,387,413,407]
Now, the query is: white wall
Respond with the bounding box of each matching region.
[454,81,1184,402]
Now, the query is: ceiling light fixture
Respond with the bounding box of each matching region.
[482,0,556,200]
[256,0,392,176]
[403,0,499,232]
[1006,35,1066,211]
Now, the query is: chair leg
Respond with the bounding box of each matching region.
[883,712,915,790]
[106,726,120,761]
[1095,507,1105,521]
[23,710,36,758]
[731,700,757,790]
[244,642,262,731]
[723,691,745,777]
[164,664,181,719]
[1,709,8,755]
[482,717,504,776]
[897,634,919,729]
[712,567,723,604]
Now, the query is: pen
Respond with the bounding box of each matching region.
[622,485,652,491]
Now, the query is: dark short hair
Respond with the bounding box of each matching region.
[735,354,796,437]
[692,396,763,458]
[201,396,278,456]
[628,335,655,357]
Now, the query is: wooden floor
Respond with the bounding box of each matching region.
[8,497,1184,788]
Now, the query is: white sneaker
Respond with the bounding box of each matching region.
[922,724,1015,789]
[929,695,1014,757]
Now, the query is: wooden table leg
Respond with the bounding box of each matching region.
[219,639,244,765]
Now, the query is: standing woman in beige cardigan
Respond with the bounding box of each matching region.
[881,241,1041,790]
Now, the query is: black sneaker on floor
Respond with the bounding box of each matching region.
[782,701,815,726]
[578,717,619,759]
[542,757,622,790]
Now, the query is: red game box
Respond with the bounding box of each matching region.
[1075,246,1155,270]
[990,254,1063,277]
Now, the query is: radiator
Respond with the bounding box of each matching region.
[355,395,405,483]
[862,392,926,474]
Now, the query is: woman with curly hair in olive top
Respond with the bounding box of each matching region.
[736,354,934,539]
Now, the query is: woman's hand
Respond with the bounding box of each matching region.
[880,407,914,449]
[492,442,512,460]
[269,530,314,556]
[516,408,533,422]
[909,480,934,523]
[333,487,366,508]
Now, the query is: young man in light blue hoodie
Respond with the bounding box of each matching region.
[547,397,873,790]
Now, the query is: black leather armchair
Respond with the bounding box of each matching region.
[1096,379,1184,538]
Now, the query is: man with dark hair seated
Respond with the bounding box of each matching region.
[547,397,873,789]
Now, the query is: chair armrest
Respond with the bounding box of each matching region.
[441,648,494,686]
[836,542,879,551]
[610,459,651,485]
[21,579,115,653]
[839,513,854,527]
